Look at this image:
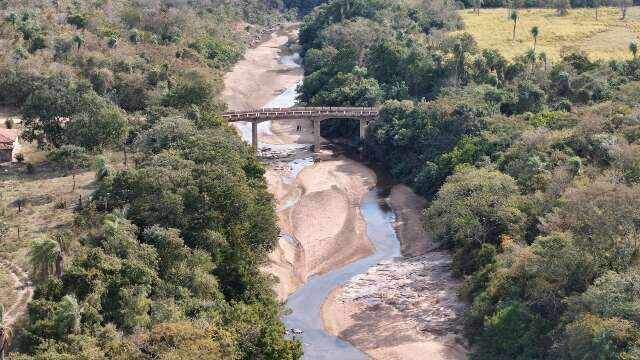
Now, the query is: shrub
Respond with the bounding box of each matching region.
[54,199,67,209]
[4,119,14,129]
[26,162,35,174]
[128,29,142,44]
[15,153,24,162]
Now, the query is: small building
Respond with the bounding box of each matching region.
[0,128,20,163]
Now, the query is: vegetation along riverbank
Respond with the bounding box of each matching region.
[3,0,640,359]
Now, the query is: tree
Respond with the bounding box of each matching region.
[556,0,570,16]
[28,238,62,279]
[530,26,539,51]
[511,11,518,41]
[525,48,537,72]
[619,0,632,19]
[594,0,600,19]
[64,101,128,151]
[424,166,524,274]
[54,295,81,336]
[473,0,483,15]
[72,34,84,51]
[47,145,91,191]
[538,51,548,71]
[630,42,638,60]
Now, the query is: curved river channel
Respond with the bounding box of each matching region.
[237,48,402,359]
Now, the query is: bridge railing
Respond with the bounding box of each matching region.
[221,107,379,120]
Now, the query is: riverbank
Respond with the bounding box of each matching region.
[320,184,468,360]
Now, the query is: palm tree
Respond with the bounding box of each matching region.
[539,51,548,71]
[453,40,465,86]
[526,48,537,72]
[29,239,62,279]
[530,26,539,51]
[54,295,81,336]
[72,34,84,52]
[511,11,519,41]
[630,42,638,60]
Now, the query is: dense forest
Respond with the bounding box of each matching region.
[0,0,302,358]
[299,0,640,358]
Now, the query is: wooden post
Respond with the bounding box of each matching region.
[313,119,321,152]
[252,121,258,152]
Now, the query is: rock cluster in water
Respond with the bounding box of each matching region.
[337,252,465,338]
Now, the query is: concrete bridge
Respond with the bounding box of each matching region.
[222,107,379,151]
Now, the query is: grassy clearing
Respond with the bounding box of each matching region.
[458,7,640,60]
[0,266,17,312]
[0,120,124,272]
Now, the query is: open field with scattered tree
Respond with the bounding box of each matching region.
[459,7,640,60]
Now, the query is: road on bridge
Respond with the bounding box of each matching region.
[222,107,379,151]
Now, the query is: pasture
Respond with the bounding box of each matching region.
[458,7,640,61]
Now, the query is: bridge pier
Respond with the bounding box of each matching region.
[313,119,321,152]
[251,121,258,151]
[359,120,367,140]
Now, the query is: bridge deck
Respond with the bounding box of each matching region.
[222,107,379,122]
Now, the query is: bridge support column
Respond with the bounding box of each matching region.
[359,119,367,140]
[251,121,258,152]
[313,119,321,152]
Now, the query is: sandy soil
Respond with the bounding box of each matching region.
[389,185,431,257]
[263,152,376,300]
[321,185,468,360]
[220,28,303,112]
[322,284,466,360]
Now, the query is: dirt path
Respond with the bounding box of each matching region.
[0,257,33,327]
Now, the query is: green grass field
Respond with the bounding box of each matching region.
[458,7,640,60]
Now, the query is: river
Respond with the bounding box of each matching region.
[224,27,466,360]
[230,39,402,359]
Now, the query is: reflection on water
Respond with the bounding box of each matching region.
[284,190,401,360]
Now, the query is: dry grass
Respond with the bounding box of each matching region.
[0,119,125,272]
[0,266,17,312]
[457,7,640,61]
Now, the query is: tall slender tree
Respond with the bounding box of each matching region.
[530,26,539,51]
[526,48,537,72]
[511,11,519,41]
[474,0,483,15]
[630,42,638,60]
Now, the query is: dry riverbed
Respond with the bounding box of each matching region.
[221,25,467,359]
[321,185,468,359]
